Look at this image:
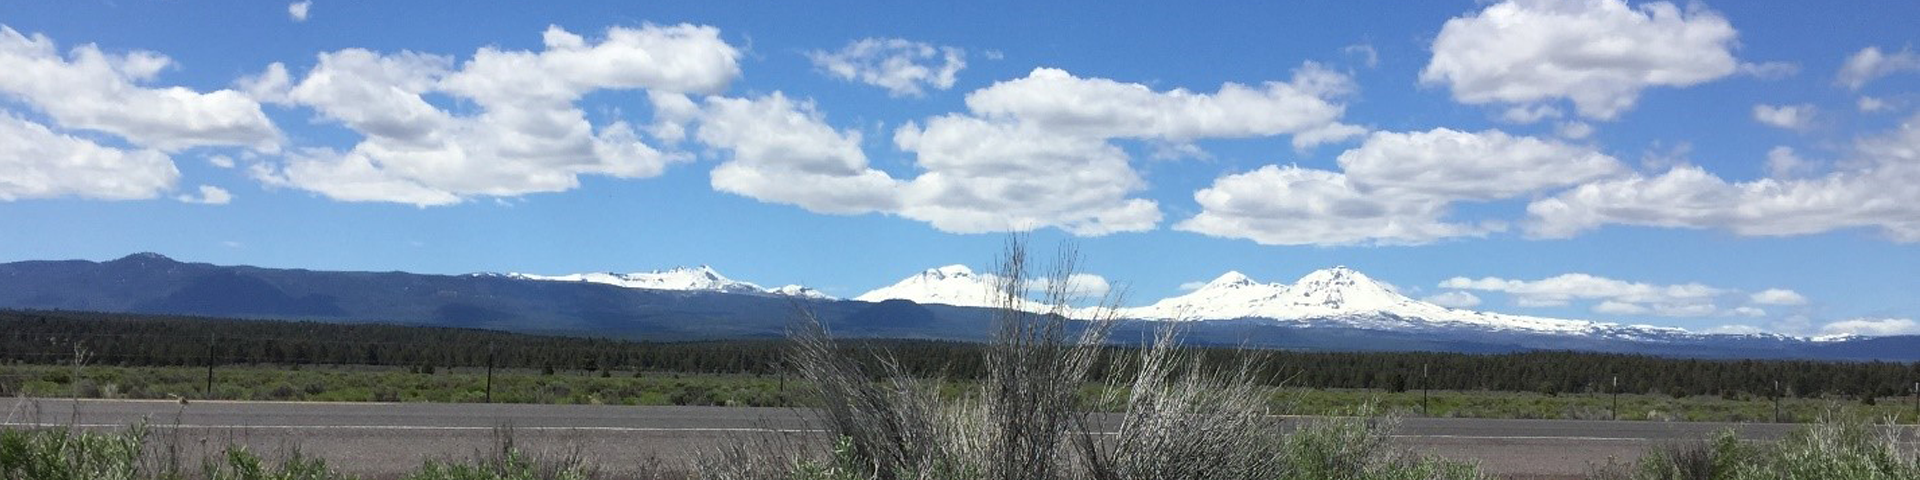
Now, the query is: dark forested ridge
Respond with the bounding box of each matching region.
[5,310,1917,400]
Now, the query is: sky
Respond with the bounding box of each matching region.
[1,0,1918,337]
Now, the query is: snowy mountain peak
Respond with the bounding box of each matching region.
[1287,266,1405,311]
[772,284,836,300]
[1202,271,1257,290]
[856,265,1000,308]
[924,264,977,279]
[499,266,832,299]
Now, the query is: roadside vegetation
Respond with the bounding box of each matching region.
[3,363,1914,423]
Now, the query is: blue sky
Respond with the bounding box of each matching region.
[2,0,1918,336]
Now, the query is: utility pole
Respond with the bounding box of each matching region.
[1910,381,1917,424]
[204,334,217,399]
[1422,363,1430,417]
[1611,375,1619,421]
[1773,380,1782,423]
[485,343,496,404]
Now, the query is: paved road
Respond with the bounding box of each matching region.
[0,398,1827,479]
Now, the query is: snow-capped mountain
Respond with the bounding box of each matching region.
[501,266,836,300]
[770,284,835,300]
[856,265,1002,308]
[860,264,1701,340]
[1122,266,1690,339]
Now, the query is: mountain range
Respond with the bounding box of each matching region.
[0,253,1912,361]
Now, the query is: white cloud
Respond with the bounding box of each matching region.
[1336,128,1625,200]
[1443,272,1807,318]
[1177,280,1208,291]
[894,115,1159,235]
[1421,0,1739,120]
[1176,165,1496,246]
[250,24,738,205]
[1342,44,1379,68]
[0,26,279,152]
[1177,128,1619,246]
[1556,121,1594,139]
[1444,273,1721,306]
[866,62,1361,236]
[288,1,311,22]
[1439,273,1756,317]
[1749,288,1808,306]
[1593,300,1648,315]
[1527,113,1920,241]
[1500,105,1561,124]
[1836,46,1920,90]
[1040,273,1112,299]
[175,185,232,205]
[1764,146,1815,179]
[1423,291,1482,308]
[964,63,1364,148]
[807,38,965,97]
[1738,61,1798,80]
[0,112,177,201]
[696,92,900,215]
[206,154,236,168]
[1857,96,1889,113]
[1752,103,1814,130]
[1819,318,1919,337]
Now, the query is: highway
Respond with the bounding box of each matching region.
[1,398,1818,479]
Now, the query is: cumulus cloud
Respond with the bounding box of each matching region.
[1336,128,1625,199]
[1836,46,1920,90]
[1763,146,1816,179]
[1423,291,1482,308]
[288,1,311,22]
[1556,121,1594,139]
[870,62,1359,236]
[249,24,739,205]
[0,112,177,201]
[965,64,1364,148]
[894,115,1159,235]
[1526,113,1920,241]
[1177,128,1620,245]
[175,185,233,205]
[1749,288,1808,306]
[695,92,900,214]
[1441,273,1731,317]
[1041,273,1112,299]
[1421,0,1740,120]
[0,26,279,152]
[1177,165,1495,245]
[1752,103,1814,130]
[1819,317,1919,337]
[807,38,965,97]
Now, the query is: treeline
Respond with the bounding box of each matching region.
[3,310,1917,399]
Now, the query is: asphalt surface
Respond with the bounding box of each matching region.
[0,398,1838,479]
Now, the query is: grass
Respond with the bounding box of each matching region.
[6,363,1913,424]
[0,364,798,407]
[1590,413,1920,479]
